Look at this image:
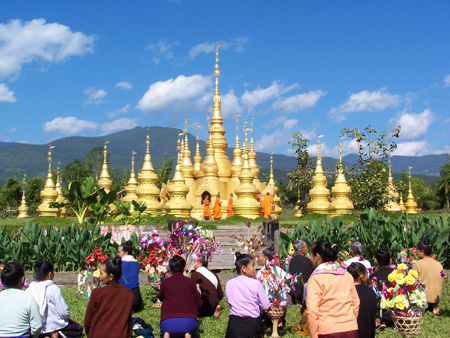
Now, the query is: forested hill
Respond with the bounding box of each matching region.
[0,126,447,184]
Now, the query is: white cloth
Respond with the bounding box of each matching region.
[0,288,42,338]
[344,257,373,272]
[121,255,138,262]
[195,266,218,289]
[26,281,71,334]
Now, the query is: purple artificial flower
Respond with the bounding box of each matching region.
[440,270,445,277]
[23,277,30,289]
[359,256,365,261]
[183,231,191,237]
[0,280,5,290]
[173,228,181,237]
[140,234,149,244]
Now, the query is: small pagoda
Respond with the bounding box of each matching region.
[37,145,58,216]
[17,174,29,219]
[405,166,418,214]
[384,157,401,212]
[307,136,330,214]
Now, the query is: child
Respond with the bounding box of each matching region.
[84,257,134,338]
[27,260,82,338]
[347,262,377,338]
[158,255,201,338]
[0,262,42,338]
[225,253,270,338]
[118,240,144,312]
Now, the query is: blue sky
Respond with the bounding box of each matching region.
[0,1,449,158]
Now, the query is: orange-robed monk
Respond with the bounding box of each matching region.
[261,192,273,219]
[227,193,234,218]
[203,197,212,221]
[212,193,222,220]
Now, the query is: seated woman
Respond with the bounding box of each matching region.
[118,240,144,312]
[413,238,444,315]
[84,257,134,338]
[158,255,202,338]
[344,241,372,273]
[191,255,223,318]
[0,263,42,338]
[26,260,82,338]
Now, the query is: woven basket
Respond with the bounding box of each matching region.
[392,315,424,338]
[266,305,285,320]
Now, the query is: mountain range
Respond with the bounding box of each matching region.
[0,126,447,184]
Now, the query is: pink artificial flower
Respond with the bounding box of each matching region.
[440,271,444,277]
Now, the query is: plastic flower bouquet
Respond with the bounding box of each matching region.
[380,260,427,317]
[230,230,263,256]
[77,247,109,298]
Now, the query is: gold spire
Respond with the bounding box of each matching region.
[55,160,66,217]
[384,156,400,211]
[201,131,219,178]
[405,166,418,214]
[37,145,58,216]
[248,116,260,180]
[193,123,204,179]
[268,152,276,186]
[230,113,243,179]
[136,128,161,214]
[181,116,195,179]
[209,43,231,181]
[123,151,139,209]
[307,135,330,214]
[98,141,112,193]
[329,137,353,216]
[17,173,29,218]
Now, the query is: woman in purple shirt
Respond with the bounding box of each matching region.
[225,253,270,338]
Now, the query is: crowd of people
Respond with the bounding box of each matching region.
[0,237,445,338]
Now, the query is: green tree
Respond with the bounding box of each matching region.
[287,132,314,213]
[63,158,92,185]
[439,157,450,210]
[398,171,439,211]
[0,176,23,216]
[110,168,130,192]
[155,153,176,189]
[25,177,45,215]
[341,125,400,210]
[84,146,105,180]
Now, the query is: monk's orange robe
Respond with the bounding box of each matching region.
[227,197,234,218]
[261,195,273,219]
[212,198,222,220]
[203,199,212,218]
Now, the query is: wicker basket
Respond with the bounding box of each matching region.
[266,305,285,320]
[392,315,424,338]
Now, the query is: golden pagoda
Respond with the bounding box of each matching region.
[307,135,330,214]
[165,144,193,217]
[328,138,354,216]
[123,151,139,210]
[405,166,418,214]
[135,129,161,214]
[233,128,261,219]
[193,124,204,180]
[294,190,303,217]
[55,161,66,217]
[17,174,29,219]
[384,157,401,212]
[37,145,58,216]
[399,195,407,212]
[98,141,112,193]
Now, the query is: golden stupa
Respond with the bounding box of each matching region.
[37,145,58,216]
[399,194,407,212]
[55,161,66,217]
[98,141,112,193]
[294,190,303,218]
[405,166,418,214]
[328,138,354,216]
[307,136,330,214]
[384,157,401,212]
[17,174,29,219]
[123,151,139,210]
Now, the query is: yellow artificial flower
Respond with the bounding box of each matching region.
[405,275,416,286]
[395,300,406,310]
[381,297,393,310]
[289,244,295,255]
[397,263,407,271]
[408,269,418,278]
[93,269,100,278]
[395,275,406,285]
[388,272,396,283]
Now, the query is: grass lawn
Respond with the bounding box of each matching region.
[62,281,450,338]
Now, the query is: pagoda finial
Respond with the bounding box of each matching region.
[184,114,188,134]
[47,144,55,173]
[338,136,343,164]
[131,151,136,173]
[103,140,109,164]
[146,128,150,153]
[268,152,275,186]
[213,42,221,77]
[317,134,324,159]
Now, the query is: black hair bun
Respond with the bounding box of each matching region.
[112,256,122,268]
[35,260,44,267]
[2,263,11,273]
[235,252,242,259]
[423,238,431,246]
[330,243,340,254]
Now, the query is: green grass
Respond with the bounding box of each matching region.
[61,281,450,338]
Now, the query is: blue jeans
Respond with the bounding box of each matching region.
[160,318,198,338]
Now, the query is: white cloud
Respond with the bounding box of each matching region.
[272,90,326,113]
[255,118,299,151]
[8,127,16,133]
[43,116,99,135]
[221,90,243,118]
[393,141,447,156]
[390,108,434,140]
[106,104,131,119]
[114,81,132,90]
[329,88,401,122]
[0,18,94,79]
[444,74,450,87]
[0,83,16,102]
[241,81,298,109]
[101,118,138,133]
[189,37,248,59]
[145,40,178,65]
[84,88,107,105]
[136,74,212,113]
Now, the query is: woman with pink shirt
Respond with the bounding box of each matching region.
[306,240,360,338]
